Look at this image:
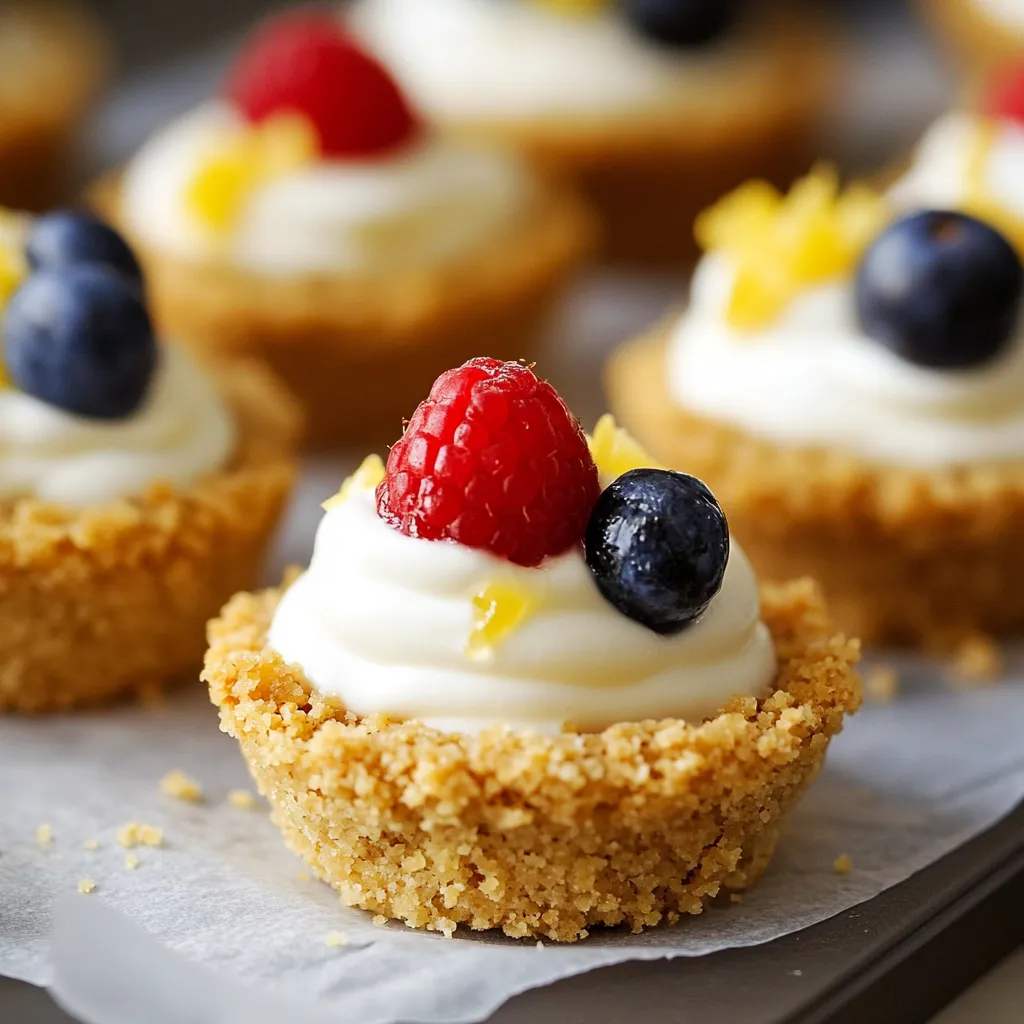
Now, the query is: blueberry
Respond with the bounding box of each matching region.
[26,210,143,285]
[584,468,729,635]
[855,210,1024,370]
[3,265,157,419]
[622,0,740,48]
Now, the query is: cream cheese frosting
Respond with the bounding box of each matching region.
[890,112,1024,221]
[0,344,236,505]
[347,0,772,122]
[120,102,534,275]
[667,252,1024,467]
[268,482,775,735]
[972,0,1024,31]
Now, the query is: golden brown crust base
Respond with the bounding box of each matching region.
[0,361,300,714]
[0,3,107,210]
[439,18,835,267]
[94,181,595,450]
[608,330,1024,647]
[205,577,859,942]
[922,0,1024,74]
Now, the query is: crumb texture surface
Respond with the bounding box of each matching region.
[205,576,860,942]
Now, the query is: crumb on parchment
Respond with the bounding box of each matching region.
[36,823,53,848]
[83,838,100,851]
[116,822,164,849]
[160,769,203,803]
[124,853,140,870]
[228,789,256,809]
[77,879,95,894]
[833,854,853,875]
[864,665,899,703]
[324,931,348,948]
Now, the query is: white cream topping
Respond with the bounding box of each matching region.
[972,0,1024,31]
[890,112,1024,221]
[347,0,759,122]
[120,102,534,275]
[0,345,236,505]
[668,253,1024,467]
[269,487,775,735]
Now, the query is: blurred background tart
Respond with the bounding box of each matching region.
[608,168,1024,648]
[0,2,107,211]
[347,0,837,267]
[98,11,592,448]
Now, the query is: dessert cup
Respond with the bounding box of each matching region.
[96,13,593,448]
[349,0,834,267]
[0,207,300,712]
[608,168,1024,649]
[207,570,857,942]
[206,357,859,941]
[0,2,107,210]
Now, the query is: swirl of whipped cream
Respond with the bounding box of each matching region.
[890,112,1024,221]
[667,252,1024,467]
[269,484,776,735]
[971,0,1024,30]
[120,102,534,275]
[347,0,769,122]
[0,344,236,505]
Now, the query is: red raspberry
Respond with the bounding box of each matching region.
[985,63,1024,125]
[376,359,601,567]
[224,11,419,159]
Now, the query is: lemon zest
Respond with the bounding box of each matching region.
[531,0,610,14]
[695,165,890,330]
[587,415,661,484]
[186,113,320,235]
[465,581,537,658]
[323,454,386,510]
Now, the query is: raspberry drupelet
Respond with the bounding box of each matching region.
[376,358,601,567]
[225,11,419,158]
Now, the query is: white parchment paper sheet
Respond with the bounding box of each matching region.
[2,616,1023,1023]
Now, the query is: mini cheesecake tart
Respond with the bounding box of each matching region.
[609,166,1024,648]
[347,0,834,266]
[923,0,1024,73]
[0,209,299,713]
[205,358,859,942]
[0,2,106,210]
[97,12,592,448]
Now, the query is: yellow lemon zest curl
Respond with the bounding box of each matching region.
[466,581,538,658]
[530,0,610,15]
[587,414,660,483]
[695,165,890,331]
[186,113,320,235]
[323,454,386,510]
[0,207,30,389]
